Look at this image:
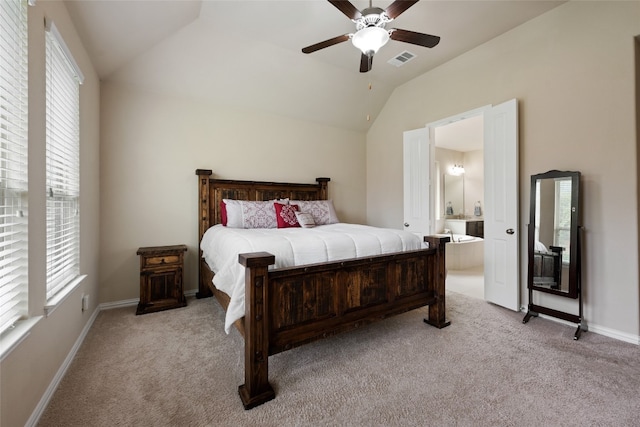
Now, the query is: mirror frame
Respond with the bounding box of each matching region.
[527,170,581,299]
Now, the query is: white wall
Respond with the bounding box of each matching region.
[100,82,366,303]
[366,1,640,340]
[0,2,101,426]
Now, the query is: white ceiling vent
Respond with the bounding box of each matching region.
[387,50,416,67]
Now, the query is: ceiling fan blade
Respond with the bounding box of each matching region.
[328,0,362,20]
[384,0,419,19]
[360,53,372,73]
[389,28,440,48]
[302,34,351,54]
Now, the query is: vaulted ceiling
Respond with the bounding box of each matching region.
[65,0,564,132]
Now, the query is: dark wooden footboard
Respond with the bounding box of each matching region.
[238,235,449,409]
[195,169,450,409]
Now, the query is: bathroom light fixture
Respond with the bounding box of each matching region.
[450,164,465,175]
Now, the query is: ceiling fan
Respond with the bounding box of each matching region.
[302,0,440,73]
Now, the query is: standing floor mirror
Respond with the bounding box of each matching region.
[522,170,584,339]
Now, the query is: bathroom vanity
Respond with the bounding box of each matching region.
[444,219,484,238]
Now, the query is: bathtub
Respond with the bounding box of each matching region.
[436,233,484,270]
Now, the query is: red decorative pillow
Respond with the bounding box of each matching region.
[220,200,228,226]
[274,203,300,228]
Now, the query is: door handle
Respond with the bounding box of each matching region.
[506,228,515,235]
[404,223,409,227]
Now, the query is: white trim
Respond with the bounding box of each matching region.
[587,323,640,345]
[25,305,100,427]
[97,289,197,311]
[44,275,87,317]
[425,105,489,129]
[539,314,639,345]
[21,292,638,426]
[23,291,197,425]
[98,298,138,310]
[0,317,43,362]
[44,19,84,84]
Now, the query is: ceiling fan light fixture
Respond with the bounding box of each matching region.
[351,26,389,56]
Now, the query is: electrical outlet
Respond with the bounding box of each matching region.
[82,294,89,312]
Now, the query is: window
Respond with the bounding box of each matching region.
[554,178,572,264]
[45,21,83,301]
[0,0,28,335]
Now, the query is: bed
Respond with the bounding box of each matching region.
[195,169,450,409]
[532,244,563,290]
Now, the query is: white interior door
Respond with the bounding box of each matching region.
[483,99,519,310]
[403,128,431,236]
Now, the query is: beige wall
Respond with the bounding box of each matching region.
[0,1,101,426]
[99,82,366,303]
[367,1,640,339]
[4,1,639,425]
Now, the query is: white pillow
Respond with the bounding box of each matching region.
[295,211,316,228]
[290,200,339,225]
[222,199,277,228]
[223,199,243,228]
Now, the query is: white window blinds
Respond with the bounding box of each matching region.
[45,22,82,300]
[0,0,29,334]
[554,179,572,264]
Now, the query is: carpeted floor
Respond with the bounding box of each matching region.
[37,291,639,426]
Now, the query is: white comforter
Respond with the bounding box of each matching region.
[201,223,425,333]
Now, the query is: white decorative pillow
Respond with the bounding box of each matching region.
[290,200,339,225]
[222,199,277,229]
[295,211,316,228]
[223,199,243,228]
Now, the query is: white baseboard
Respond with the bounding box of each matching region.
[99,298,138,310]
[26,305,100,427]
[537,313,639,345]
[98,289,197,311]
[587,323,640,345]
[28,293,636,426]
[26,290,201,426]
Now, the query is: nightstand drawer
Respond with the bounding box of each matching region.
[142,254,180,268]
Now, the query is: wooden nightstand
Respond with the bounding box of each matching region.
[136,245,187,315]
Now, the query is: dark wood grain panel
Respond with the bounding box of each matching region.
[195,169,449,410]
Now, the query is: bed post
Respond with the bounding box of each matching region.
[316,177,330,200]
[238,252,276,410]
[423,236,451,328]
[196,169,213,298]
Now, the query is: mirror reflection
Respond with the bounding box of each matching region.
[444,174,464,218]
[528,171,580,298]
[533,177,572,291]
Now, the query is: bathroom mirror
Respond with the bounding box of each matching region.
[527,170,581,298]
[444,174,463,217]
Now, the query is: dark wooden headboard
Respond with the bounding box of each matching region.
[195,169,330,298]
[195,169,330,238]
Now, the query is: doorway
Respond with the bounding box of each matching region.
[403,100,519,310]
[431,111,485,300]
